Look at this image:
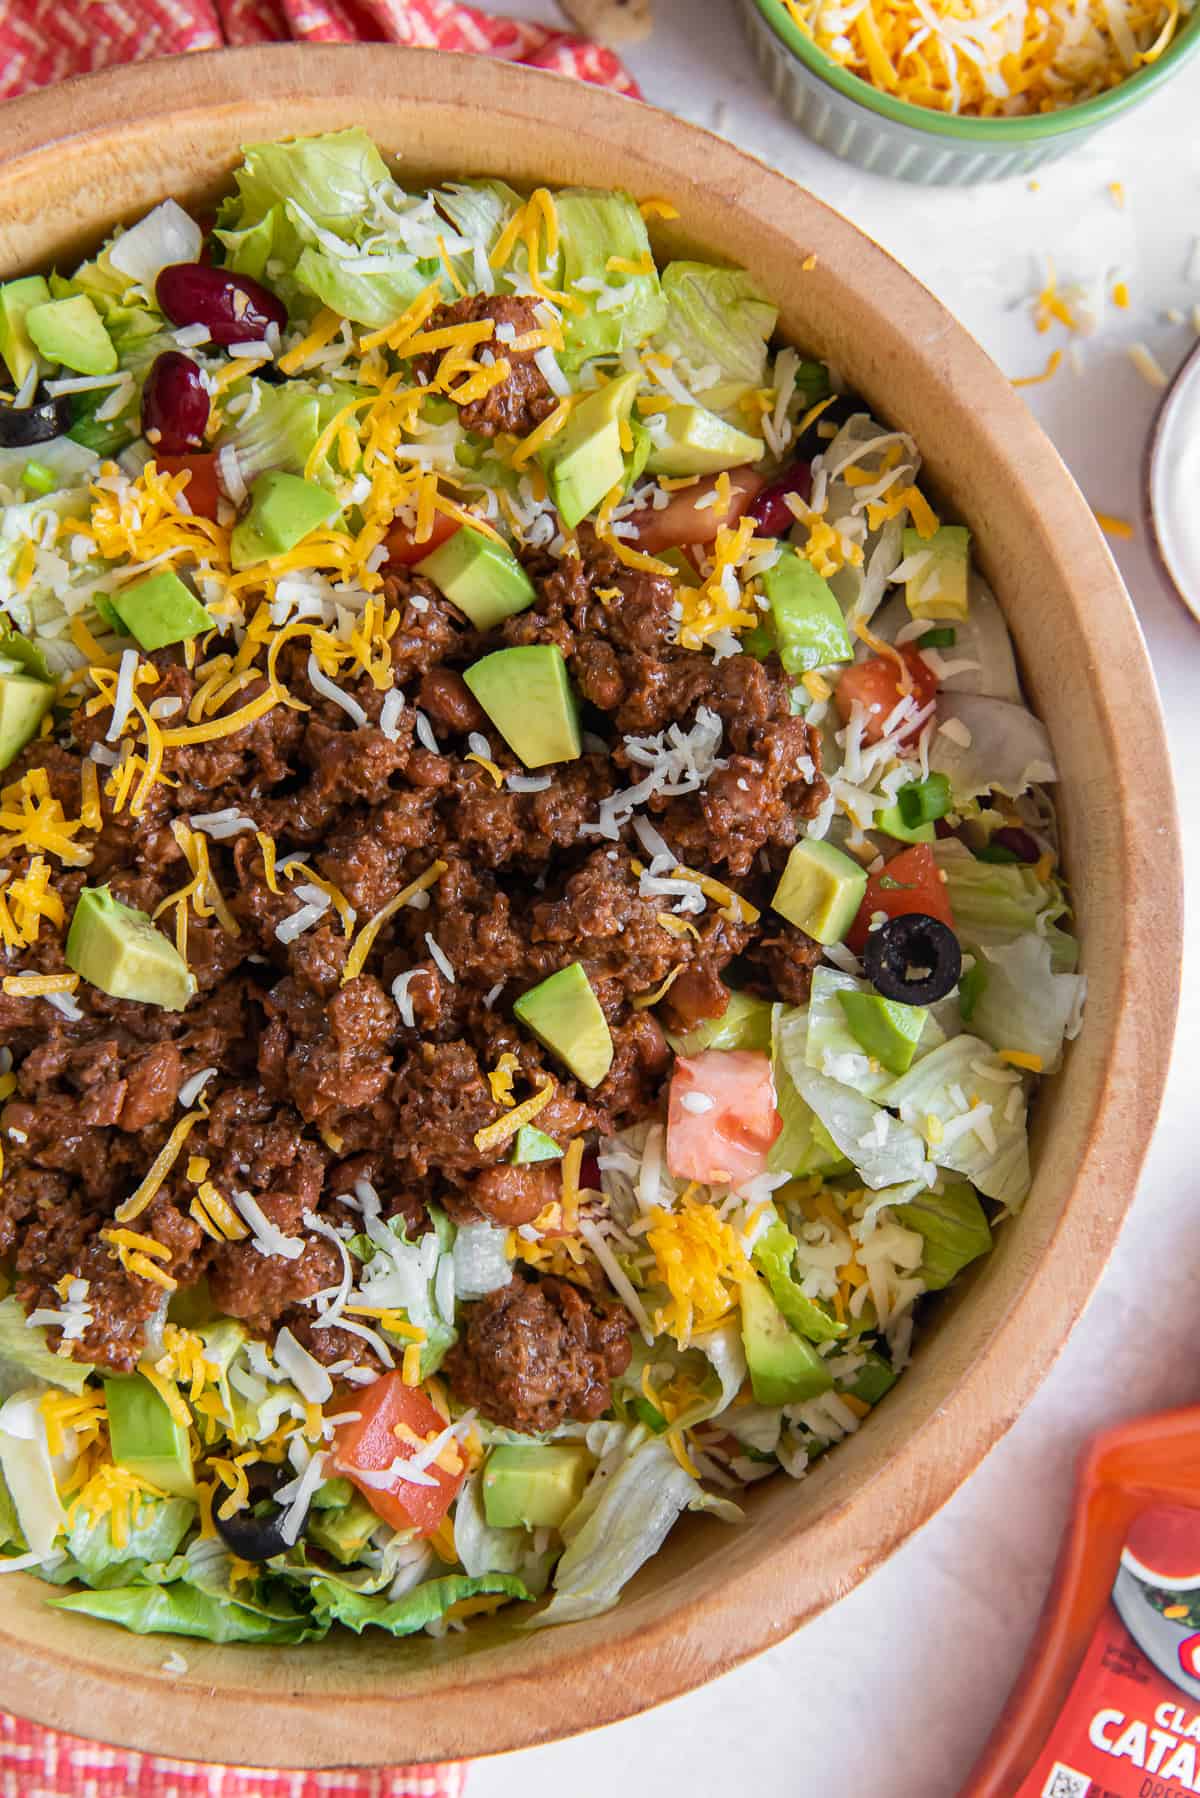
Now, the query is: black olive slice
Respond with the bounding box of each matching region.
[213,1461,311,1563]
[862,912,962,1006]
[0,394,71,449]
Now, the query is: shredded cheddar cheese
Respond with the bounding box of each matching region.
[777,0,1183,117]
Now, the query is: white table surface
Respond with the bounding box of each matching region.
[470,7,1200,1792]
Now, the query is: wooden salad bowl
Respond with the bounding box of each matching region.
[0,45,1181,1769]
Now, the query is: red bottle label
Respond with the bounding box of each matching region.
[1017,1505,1200,1797]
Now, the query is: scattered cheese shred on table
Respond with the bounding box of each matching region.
[777,0,1183,117]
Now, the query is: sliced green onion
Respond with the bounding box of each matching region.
[896,772,953,830]
[21,460,56,496]
[917,626,956,650]
[959,960,987,1022]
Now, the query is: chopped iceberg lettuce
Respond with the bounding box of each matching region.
[308,1570,531,1637]
[218,380,325,485]
[786,1065,931,1191]
[216,129,438,326]
[434,180,524,280]
[930,693,1057,801]
[43,1494,196,1590]
[108,200,203,294]
[555,189,666,367]
[0,1390,65,1556]
[874,574,1022,704]
[806,966,931,1098]
[968,933,1086,1074]
[879,1036,1031,1210]
[227,128,393,238]
[752,1219,847,1342]
[0,1297,93,1397]
[655,261,777,394]
[935,839,1077,970]
[291,245,431,331]
[768,1005,853,1178]
[532,1436,698,1627]
[893,1182,992,1290]
[50,1579,320,1644]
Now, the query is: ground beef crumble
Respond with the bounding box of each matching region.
[0,535,825,1429]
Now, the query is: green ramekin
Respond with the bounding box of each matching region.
[738,0,1200,184]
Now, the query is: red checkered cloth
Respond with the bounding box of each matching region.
[0,6,634,1790]
[0,0,639,99]
[0,1713,470,1797]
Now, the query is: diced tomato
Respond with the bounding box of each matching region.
[835,646,939,745]
[331,1372,464,1537]
[153,453,221,522]
[846,843,957,954]
[635,466,765,554]
[384,513,459,568]
[666,1049,782,1189]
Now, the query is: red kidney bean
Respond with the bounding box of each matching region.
[580,1152,602,1192]
[140,352,210,454]
[155,264,287,345]
[991,826,1041,863]
[745,460,813,536]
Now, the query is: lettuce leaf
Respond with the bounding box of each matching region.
[555,189,666,368]
[219,381,323,485]
[768,1006,852,1178]
[49,1579,321,1643]
[970,934,1086,1074]
[0,1470,20,1550]
[935,839,1077,971]
[0,1297,93,1397]
[0,1391,64,1557]
[930,694,1057,802]
[893,1182,992,1290]
[783,1061,930,1192]
[434,179,524,288]
[752,1219,847,1342]
[308,1570,530,1637]
[655,261,776,391]
[880,1036,1031,1210]
[875,576,1022,705]
[531,1437,698,1627]
[229,129,392,237]
[39,1495,195,1590]
[292,244,432,330]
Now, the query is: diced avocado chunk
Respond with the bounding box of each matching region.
[845,1349,898,1407]
[902,524,970,622]
[463,644,580,769]
[415,528,536,631]
[104,1373,194,1499]
[511,1124,563,1165]
[771,839,867,946]
[837,990,926,1076]
[645,406,764,478]
[0,276,52,385]
[514,961,613,1088]
[306,1489,381,1564]
[759,547,853,676]
[230,470,339,570]
[483,1444,593,1531]
[540,370,640,529]
[0,673,54,772]
[740,1273,832,1407]
[65,885,196,1012]
[668,989,773,1056]
[894,1181,991,1290]
[623,417,653,493]
[110,570,212,653]
[25,294,116,377]
[656,546,701,589]
[874,803,935,846]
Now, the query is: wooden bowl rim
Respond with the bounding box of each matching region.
[0,44,1181,1767]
